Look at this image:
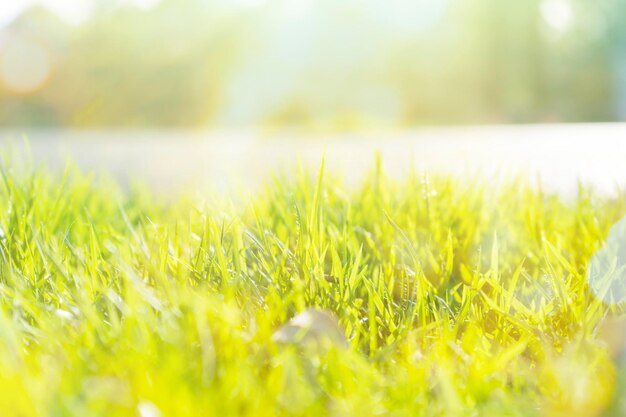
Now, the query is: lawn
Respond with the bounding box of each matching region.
[0,157,624,417]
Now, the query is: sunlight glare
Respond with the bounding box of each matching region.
[128,0,162,11]
[0,1,34,28]
[39,0,95,26]
[540,0,574,32]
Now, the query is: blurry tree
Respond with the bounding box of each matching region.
[0,0,623,128]
[0,0,248,127]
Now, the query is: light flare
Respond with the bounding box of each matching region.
[0,36,51,95]
[540,0,574,32]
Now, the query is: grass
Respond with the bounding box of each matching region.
[0,156,625,417]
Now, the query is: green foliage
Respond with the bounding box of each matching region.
[0,160,623,416]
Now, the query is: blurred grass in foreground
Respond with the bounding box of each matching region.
[1,158,626,416]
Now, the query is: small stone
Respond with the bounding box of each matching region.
[272,308,348,349]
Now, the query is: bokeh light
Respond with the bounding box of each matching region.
[0,36,51,95]
[540,0,574,32]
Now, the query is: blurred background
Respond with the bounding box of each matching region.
[1,0,626,129]
[3,0,626,197]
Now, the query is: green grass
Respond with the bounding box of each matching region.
[0,157,624,417]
